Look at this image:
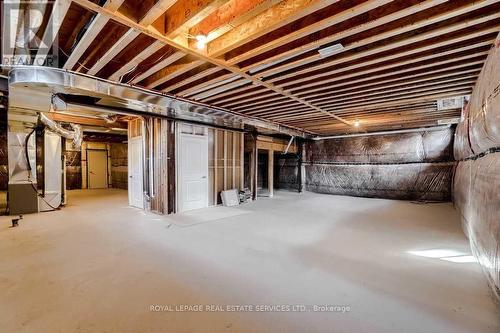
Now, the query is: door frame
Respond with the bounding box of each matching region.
[128,136,144,209]
[86,148,109,189]
[176,124,209,213]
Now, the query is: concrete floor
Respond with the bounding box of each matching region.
[0,189,498,333]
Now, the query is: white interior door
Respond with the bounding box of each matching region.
[178,133,208,212]
[87,150,108,189]
[128,137,144,209]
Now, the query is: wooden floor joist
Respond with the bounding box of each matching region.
[10,0,500,134]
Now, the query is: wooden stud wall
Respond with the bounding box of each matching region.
[208,128,243,205]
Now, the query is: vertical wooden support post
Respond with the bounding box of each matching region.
[240,133,244,190]
[161,119,169,213]
[297,138,303,193]
[268,149,274,198]
[214,129,218,204]
[223,131,228,190]
[106,143,112,188]
[300,140,306,193]
[232,132,236,188]
[81,142,87,189]
[167,121,176,214]
[251,132,257,200]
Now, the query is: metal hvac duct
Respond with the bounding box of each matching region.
[38,112,82,148]
[8,66,310,138]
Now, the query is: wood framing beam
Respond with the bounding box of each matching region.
[284,45,491,93]
[199,22,498,100]
[156,0,231,38]
[140,0,177,26]
[318,82,475,109]
[108,40,165,81]
[255,2,500,78]
[301,65,483,99]
[35,0,71,64]
[63,0,125,70]
[140,57,205,89]
[305,70,482,103]
[87,29,140,75]
[192,78,252,100]
[70,0,372,128]
[176,72,236,96]
[292,55,487,96]
[200,83,255,102]
[129,50,186,84]
[45,112,128,129]
[310,75,477,105]
[324,89,472,114]
[209,87,273,105]
[219,90,278,108]
[207,0,339,57]
[228,0,398,66]
[160,65,220,92]
[88,0,178,76]
[275,35,495,87]
[231,95,289,110]
[189,0,280,45]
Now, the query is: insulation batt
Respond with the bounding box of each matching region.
[453,33,500,300]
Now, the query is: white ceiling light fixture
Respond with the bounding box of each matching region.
[353,119,360,127]
[318,43,344,58]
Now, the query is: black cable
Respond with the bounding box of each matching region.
[24,128,36,177]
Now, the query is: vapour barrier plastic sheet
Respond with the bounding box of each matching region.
[306,127,454,164]
[306,163,454,201]
[275,154,299,191]
[453,33,500,300]
[468,39,500,153]
[304,127,455,201]
[453,153,500,299]
[453,107,474,160]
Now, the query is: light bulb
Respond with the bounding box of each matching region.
[195,35,207,49]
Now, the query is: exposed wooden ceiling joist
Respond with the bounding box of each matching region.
[11,0,500,135]
[63,0,125,70]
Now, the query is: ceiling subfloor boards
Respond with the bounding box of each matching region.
[20,0,500,135]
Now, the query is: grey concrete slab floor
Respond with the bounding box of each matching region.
[0,189,498,333]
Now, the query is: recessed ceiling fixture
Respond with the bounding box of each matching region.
[318,43,344,58]
[353,119,360,127]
